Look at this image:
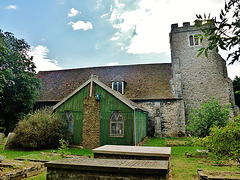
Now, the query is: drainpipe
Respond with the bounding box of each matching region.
[134,109,136,146]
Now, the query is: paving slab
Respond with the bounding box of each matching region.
[93,145,171,159]
[45,157,169,180]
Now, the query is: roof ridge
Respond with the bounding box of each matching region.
[38,63,172,73]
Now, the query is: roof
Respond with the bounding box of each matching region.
[111,75,124,82]
[36,63,176,101]
[53,75,147,112]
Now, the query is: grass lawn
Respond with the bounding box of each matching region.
[144,137,240,180]
[0,138,239,179]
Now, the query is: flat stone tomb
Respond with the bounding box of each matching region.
[45,157,169,180]
[93,145,171,161]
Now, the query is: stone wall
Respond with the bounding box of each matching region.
[170,22,238,120]
[82,96,100,149]
[135,99,185,137]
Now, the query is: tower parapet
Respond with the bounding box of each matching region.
[170,22,238,120]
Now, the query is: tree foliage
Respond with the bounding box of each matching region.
[233,76,240,107]
[199,115,240,164]
[195,0,240,64]
[14,108,70,150]
[186,97,230,137]
[0,30,41,134]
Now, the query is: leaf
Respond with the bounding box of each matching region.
[204,49,208,58]
[197,50,204,58]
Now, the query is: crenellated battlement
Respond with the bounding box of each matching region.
[170,22,199,33]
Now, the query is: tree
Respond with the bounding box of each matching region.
[233,76,240,107]
[199,115,240,164]
[186,97,230,137]
[195,0,240,64]
[0,29,41,134]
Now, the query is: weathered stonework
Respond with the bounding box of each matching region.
[170,22,238,122]
[82,96,100,149]
[135,99,185,137]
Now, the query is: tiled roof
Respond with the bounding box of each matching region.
[36,63,176,101]
[53,75,147,112]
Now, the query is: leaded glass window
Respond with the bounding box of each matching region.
[109,111,124,137]
[63,111,74,135]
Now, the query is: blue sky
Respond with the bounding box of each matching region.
[0,0,239,79]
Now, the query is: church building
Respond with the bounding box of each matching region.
[36,22,238,148]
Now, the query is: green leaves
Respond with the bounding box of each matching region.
[195,0,240,64]
[186,97,230,137]
[0,29,41,133]
[199,116,240,164]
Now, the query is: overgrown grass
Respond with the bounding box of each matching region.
[1,138,239,180]
[144,138,240,180]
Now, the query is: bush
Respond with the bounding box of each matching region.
[199,116,240,164]
[186,97,230,137]
[14,108,70,150]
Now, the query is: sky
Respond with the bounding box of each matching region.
[0,0,239,79]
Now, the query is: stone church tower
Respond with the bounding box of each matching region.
[170,22,238,120]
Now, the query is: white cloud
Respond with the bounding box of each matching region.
[227,63,240,80]
[6,5,18,9]
[68,8,80,17]
[106,62,119,66]
[28,45,62,72]
[68,21,93,31]
[108,0,225,55]
[95,0,104,10]
[57,0,66,5]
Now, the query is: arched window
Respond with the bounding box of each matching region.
[63,111,74,135]
[109,111,124,137]
[189,35,194,46]
[189,34,200,46]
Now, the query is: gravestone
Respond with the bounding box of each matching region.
[4,133,16,150]
[0,133,5,144]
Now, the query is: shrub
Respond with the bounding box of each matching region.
[186,97,230,137]
[14,108,70,150]
[199,116,240,164]
[58,139,71,158]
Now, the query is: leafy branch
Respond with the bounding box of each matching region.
[195,0,240,64]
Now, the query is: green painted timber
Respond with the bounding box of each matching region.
[54,82,147,147]
[96,84,147,146]
[55,85,89,145]
[135,110,148,144]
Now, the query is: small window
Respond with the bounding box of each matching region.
[112,81,124,94]
[118,82,122,94]
[113,82,117,91]
[62,111,74,135]
[189,35,194,46]
[189,34,200,46]
[109,111,124,137]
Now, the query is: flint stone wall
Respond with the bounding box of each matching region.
[135,99,185,138]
